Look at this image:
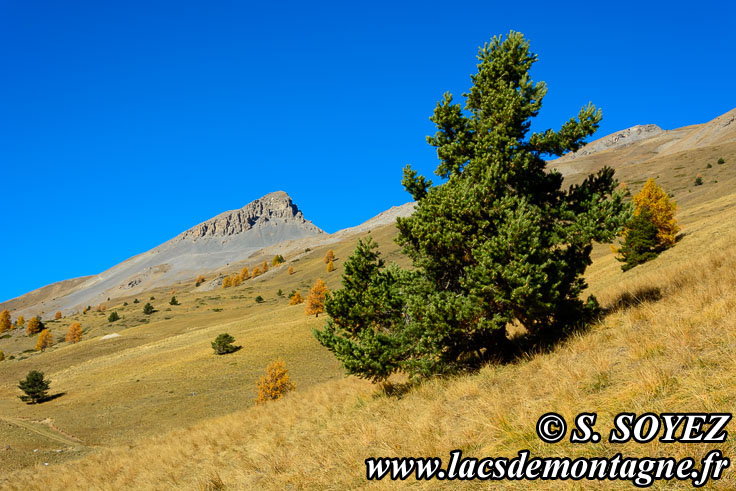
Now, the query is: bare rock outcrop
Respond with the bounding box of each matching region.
[177,191,322,240]
[555,124,664,162]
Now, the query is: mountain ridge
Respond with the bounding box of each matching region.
[4,108,735,318]
[0,192,414,318]
[1,191,322,316]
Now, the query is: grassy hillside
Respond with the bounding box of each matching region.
[3,184,736,489]
[1,139,735,488]
[0,223,407,471]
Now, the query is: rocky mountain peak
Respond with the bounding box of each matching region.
[176,191,323,241]
[554,124,664,162]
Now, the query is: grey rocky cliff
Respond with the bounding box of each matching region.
[555,124,664,162]
[177,191,322,240]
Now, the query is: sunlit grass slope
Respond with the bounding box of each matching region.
[0,224,407,471]
[2,180,736,487]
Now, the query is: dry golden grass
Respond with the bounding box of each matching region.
[0,223,407,472]
[2,138,735,487]
[2,189,736,488]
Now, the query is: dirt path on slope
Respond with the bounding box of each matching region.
[0,416,86,448]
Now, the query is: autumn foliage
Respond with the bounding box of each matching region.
[287,265,294,275]
[240,267,249,281]
[305,278,328,317]
[326,260,335,272]
[231,274,242,287]
[195,275,206,287]
[54,311,62,320]
[289,291,303,305]
[17,315,25,327]
[66,322,83,343]
[26,316,42,335]
[222,276,232,288]
[251,267,261,279]
[633,178,680,248]
[0,310,10,333]
[617,179,680,271]
[255,359,295,404]
[324,249,335,264]
[36,329,53,351]
[272,255,285,266]
[261,260,269,273]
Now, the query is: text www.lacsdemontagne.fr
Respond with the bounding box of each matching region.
[365,449,729,487]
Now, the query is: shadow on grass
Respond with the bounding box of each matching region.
[604,286,663,315]
[22,392,67,405]
[43,392,66,403]
[508,286,665,363]
[214,346,242,355]
[375,286,668,398]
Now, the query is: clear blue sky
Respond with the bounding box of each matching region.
[1,0,734,302]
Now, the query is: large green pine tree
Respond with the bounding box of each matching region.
[315,32,631,381]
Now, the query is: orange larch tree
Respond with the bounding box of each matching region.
[36,329,53,351]
[240,267,249,281]
[324,249,335,264]
[287,265,294,275]
[305,278,328,317]
[255,359,295,404]
[54,311,62,320]
[289,291,303,305]
[232,274,242,287]
[0,310,11,333]
[66,322,83,343]
[222,276,232,288]
[26,316,42,335]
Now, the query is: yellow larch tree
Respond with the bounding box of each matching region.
[54,311,62,320]
[255,359,295,404]
[17,315,25,327]
[632,178,680,248]
[231,274,242,287]
[0,310,11,333]
[326,260,335,272]
[66,322,83,343]
[222,276,232,288]
[305,278,328,317]
[324,249,335,264]
[261,260,269,273]
[287,265,294,275]
[36,329,53,351]
[251,266,261,279]
[26,316,42,335]
[289,291,303,305]
[239,267,249,281]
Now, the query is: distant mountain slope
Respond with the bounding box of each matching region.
[0,275,93,315]
[5,109,734,320]
[1,191,324,318]
[1,193,417,320]
[548,108,736,180]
